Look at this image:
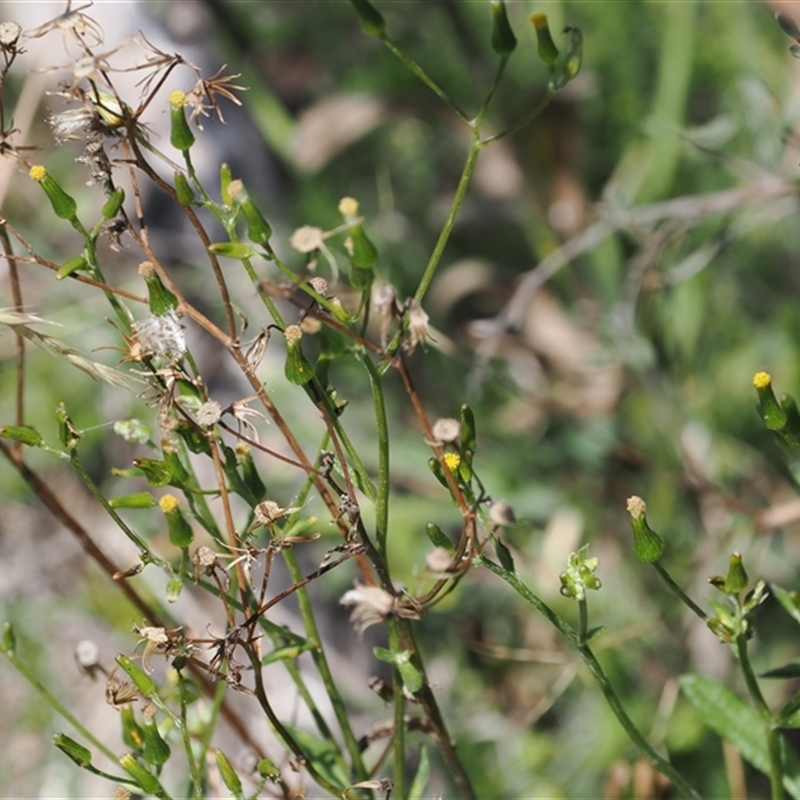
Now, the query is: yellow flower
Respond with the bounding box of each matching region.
[443,452,461,472]
[158,494,180,514]
[753,371,772,389]
[29,165,46,182]
[168,89,186,107]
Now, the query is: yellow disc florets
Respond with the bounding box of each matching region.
[29,165,46,182]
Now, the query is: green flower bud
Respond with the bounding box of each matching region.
[142,707,171,766]
[459,403,477,454]
[219,162,234,206]
[101,187,126,220]
[490,1,517,57]
[166,577,183,604]
[56,255,89,280]
[53,733,92,768]
[120,706,145,751]
[109,492,158,509]
[139,261,178,316]
[283,325,314,385]
[0,425,44,447]
[208,241,258,259]
[132,457,173,488]
[174,171,195,205]
[230,179,272,246]
[530,12,559,66]
[119,752,162,795]
[216,750,243,794]
[2,622,16,655]
[236,443,267,504]
[349,0,386,37]
[626,496,665,563]
[425,521,454,552]
[55,403,81,451]
[29,165,78,222]
[116,654,158,698]
[257,757,281,781]
[168,90,195,152]
[753,372,787,430]
[723,552,749,595]
[159,495,194,548]
[559,544,601,600]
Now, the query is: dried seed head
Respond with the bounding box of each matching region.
[0,21,22,47]
[284,324,302,346]
[196,399,222,427]
[290,225,325,254]
[426,546,455,574]
[431,418,460,444]
[74,639,102,677]
[132,311,186,361]
[308,276,328,295]
[254,499,301,526]
[489,500,516,527]
[340,582,397,634]
[405,299,432,353]
[300,316,321,334]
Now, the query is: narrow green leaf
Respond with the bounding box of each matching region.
[408,746,431,800]
[283,725,349,790]
[773,584,800,626]
[679,673,800,798]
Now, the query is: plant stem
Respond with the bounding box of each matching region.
[387,619,406,800]
[478,556,702,799]
[0,644,119,764]
[365,356,390,558]
[414,138,481,305]
[736,634,784,800]
[177,671,204,799]
[652,561,708,621]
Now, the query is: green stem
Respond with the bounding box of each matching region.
[387,619,406,800]
[0,645,119,764]
[736,634,784,800]
[364,356,390,558]
[478,556,702,799]
[652,561,708,621]
[378,33,470,122]
[280,546,369,782]
[480,87,556,145]
[178,671,204,799]
[577,597,588,646]
[414,138,482,305]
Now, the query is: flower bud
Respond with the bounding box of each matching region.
[141,705,171,766]
[283,325,314,385]
[53,733,92,767]
[490,1,517,57]
[216,750,243,794]
[139,261,178,316]
[0,425,44,447]
[119,753,162,795]
[561,25,583,83]
[626,496,665,562]
[168,90,195,152]
[56,255,89,280]
[349,0,386,37]
[753,371,787,430]
[109,492,158,509]
[230,179,272,246]
[29,165,78,222]
[174,171,195,205]
[425,521,454,552]
[159,494,194,548]
[101,187,126,220]
[530,12,559,65]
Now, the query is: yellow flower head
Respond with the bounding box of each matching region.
[29,165,46,182]
[338,196,359,218]
[443,452,461,472]
[168,89,186,107]
[159,494,180,514]
[753,371,772,390]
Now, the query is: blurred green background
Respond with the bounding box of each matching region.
[4,1,800,797]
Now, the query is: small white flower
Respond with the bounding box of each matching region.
[405,299,433,353]
[290,225,325,254]
[196,399,222,427]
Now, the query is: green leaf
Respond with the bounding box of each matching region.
[0,425,44,447]
[772,584,800,626]
[2,622,16,654]
[261,642,314,666]
[56,255,88,280]
[208,241,258,259]
[762,661,800,679]
[408,746,431,800]
[679,673,800,798]
[493,536,515,573]
[283,725,349,790]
